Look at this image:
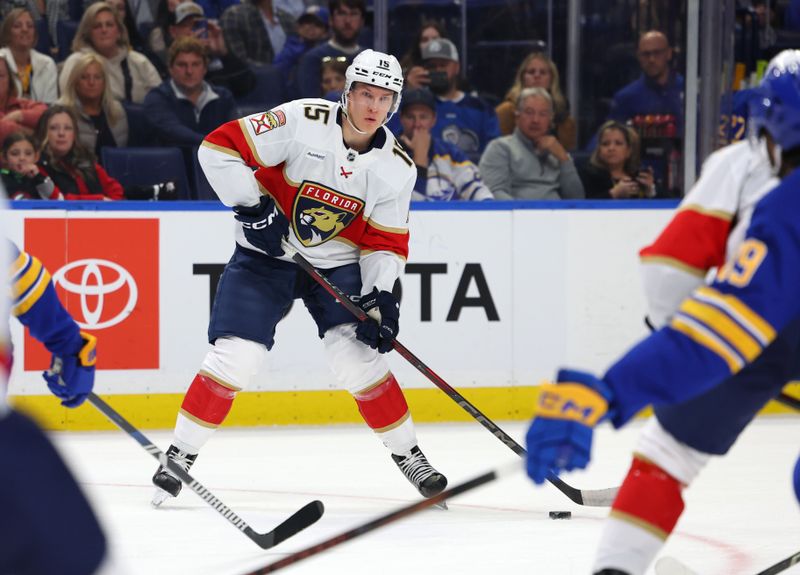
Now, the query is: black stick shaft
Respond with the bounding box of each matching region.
[243,461,521,574]
[776,391,800,411]
[86,392,321,548]
[285,245,618,507]
[756,550,800,575]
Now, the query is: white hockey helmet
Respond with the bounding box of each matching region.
[342,49,404,119]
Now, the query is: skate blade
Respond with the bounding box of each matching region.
[151,488,173,508]
[433,500,448,510]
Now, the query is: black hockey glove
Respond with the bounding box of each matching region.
[355,287,399,354]
[233,196,289,257]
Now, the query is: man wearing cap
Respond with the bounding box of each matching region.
[398,88,493,201]
[412,38,499,163]
[166,1,254,97]
[296,0,367,98]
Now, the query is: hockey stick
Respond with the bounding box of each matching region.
[282,242,618,507]
[656,548,800,575]
[240,460,522,574]
[776,391,800,411]
[85,392,324,549]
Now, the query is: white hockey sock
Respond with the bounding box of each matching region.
[592,515,665,575]
[376,416,417,455]
[173,412,217,455]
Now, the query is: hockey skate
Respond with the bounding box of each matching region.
[392,446,448,509]
[151,444,197,507]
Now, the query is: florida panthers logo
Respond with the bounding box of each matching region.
[293,182,363,247]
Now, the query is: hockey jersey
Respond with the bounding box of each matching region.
[199,98,417,294]
[639,141,777,327]
[604,166,800,426]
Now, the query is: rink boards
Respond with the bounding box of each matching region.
[4,201,796,429]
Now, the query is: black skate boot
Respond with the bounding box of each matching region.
[151,444,197,507]
[392,446,448,506]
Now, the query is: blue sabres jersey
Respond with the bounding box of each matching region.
[604,166,800,426]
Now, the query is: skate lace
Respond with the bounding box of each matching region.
[397,450,436,486]
[167,449,195,473]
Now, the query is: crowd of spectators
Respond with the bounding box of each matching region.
[2,0,797,202]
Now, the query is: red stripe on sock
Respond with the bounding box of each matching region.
[180,374,236,426]
[354,374,409,430]
[612,456,685,536]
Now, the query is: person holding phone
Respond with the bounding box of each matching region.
[580,120,657,199]
[165,1,255,97]
[414,38,499,163]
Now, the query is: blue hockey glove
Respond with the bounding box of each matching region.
[794,454,800,507]
[42,331,97,408]
[233,196,289,257]
[355,287,400,354]
[525,369,616,485]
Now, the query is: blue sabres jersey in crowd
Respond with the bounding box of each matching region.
[602,166,800,426]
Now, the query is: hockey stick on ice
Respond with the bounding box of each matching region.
[240,460,522,574]
[776,391,800,411]
[655,548,800,575]
[84,392,324,549]
[282,241,618,507]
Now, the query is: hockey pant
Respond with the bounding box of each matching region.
[172,329,417,456]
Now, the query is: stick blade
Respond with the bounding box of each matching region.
[252,500,325,549]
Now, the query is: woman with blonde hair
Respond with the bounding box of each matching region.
[58,52,139,157]
[579,120,656,199]
[0,7,58,103]
[59,2,162,104]
[495,52,576,150]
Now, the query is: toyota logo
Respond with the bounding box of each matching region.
[52,259,138,329]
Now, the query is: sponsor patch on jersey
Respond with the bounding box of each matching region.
[292,182,364,247]
[249,110,286,136]
[306,150,326,161]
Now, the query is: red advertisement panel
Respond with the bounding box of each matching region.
[24,218,159,370]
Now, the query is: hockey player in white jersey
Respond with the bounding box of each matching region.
[152,50,448,505]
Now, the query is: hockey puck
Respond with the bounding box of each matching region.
[549,511,572,519]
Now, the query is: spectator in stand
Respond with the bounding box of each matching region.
[399,20,445,92]
[273,5,330,95]
[296,0,366,98]
[0,8,58,104]
[416,38,499,162]
[320,54,346,101]
[580,120,656,199]
[35,105,176,200]
[398,88,492,202]
[59,52,151,158]
[99,0,167,74]
[0,55,47,144]
[165,1,255,97]
[148,0,181,61]
[35,105,125,201]
[220,0,297,68]
[479,87,584,200]
[607,30,684,131]
[144,36,236,182]
[1,132,58,200]
[60,2,162,104]
[495,52,575,150]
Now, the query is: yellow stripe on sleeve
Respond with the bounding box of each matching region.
[670,316,743,373]
[679,298,763,362]
[12,268,51,316]
[10,251,29,276]
[11,256,42,299]
[695,286,776,345]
